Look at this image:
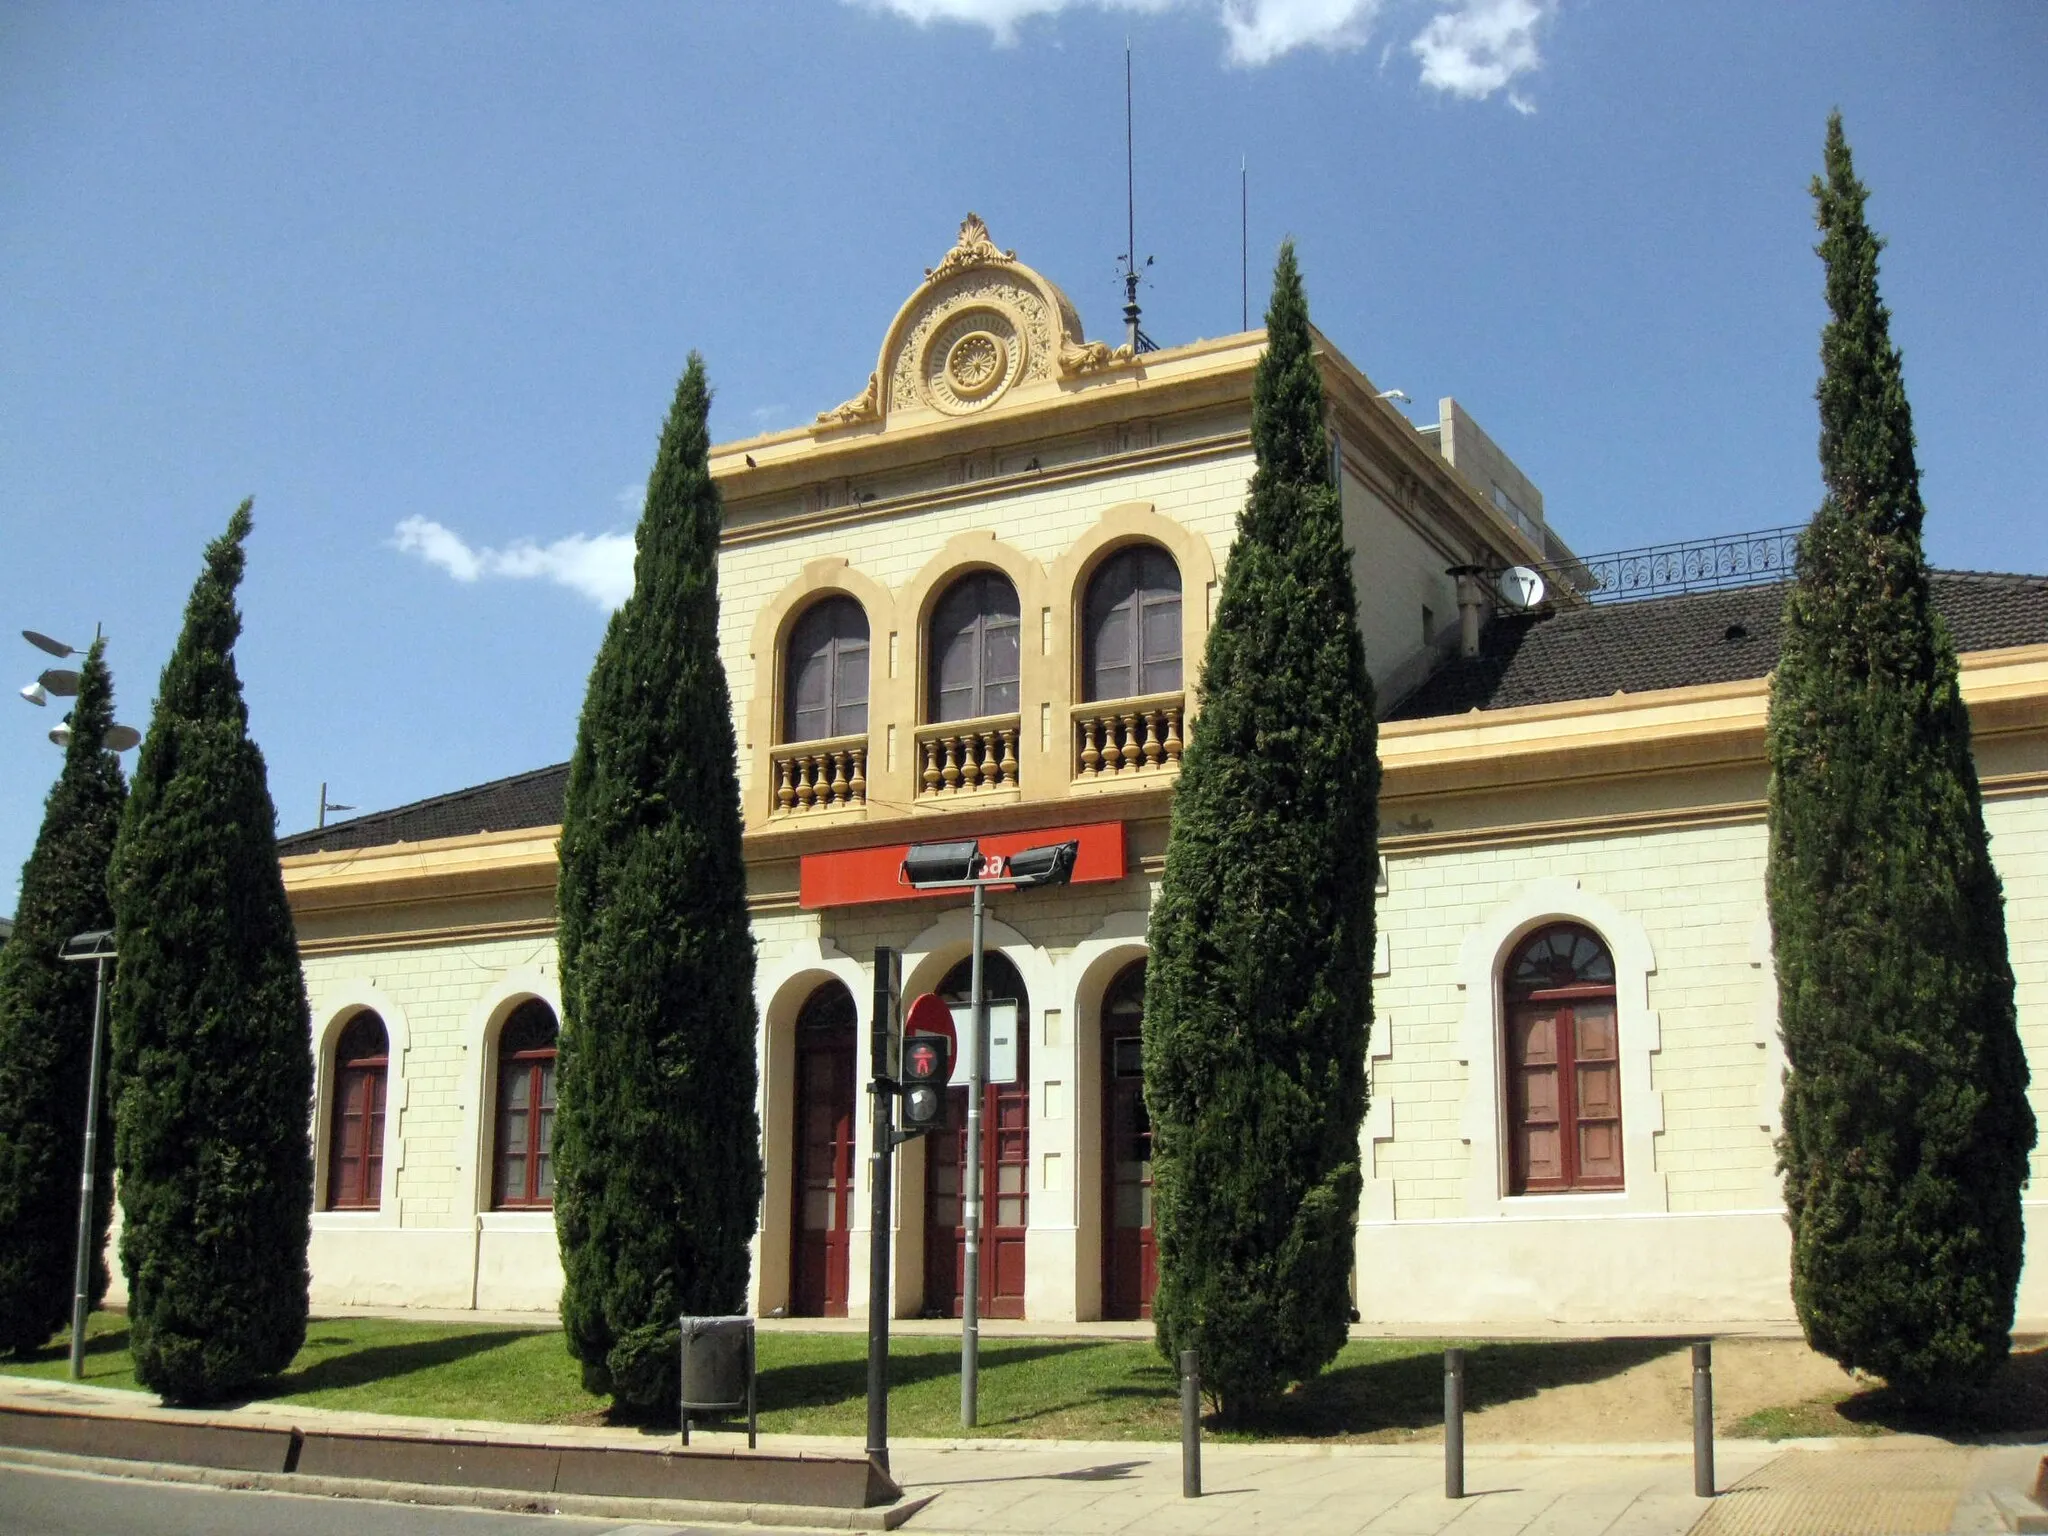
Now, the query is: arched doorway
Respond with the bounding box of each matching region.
[791,982,858,1317]
[1100,960,1155,1320]
[1503,924,1621,1194]
[924,953,1030,1319]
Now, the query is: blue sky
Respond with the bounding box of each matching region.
[3,1,2044,912]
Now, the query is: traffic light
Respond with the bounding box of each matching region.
[900,1033,952,1135]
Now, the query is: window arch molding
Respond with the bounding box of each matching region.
[746,559,896,827]
[1454,877,1666,1217]
[456,968,563,1222]
[1061,910,1151,1319]
[309,986,411,1224]
[1050,502,1217,708]
[898,532,1047,729]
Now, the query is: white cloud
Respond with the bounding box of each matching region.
[393,516,637,611]
[848,0,1173,45]
[1410,0,1548,101]
[849,0,1554,95]
[1221,0,1381,66]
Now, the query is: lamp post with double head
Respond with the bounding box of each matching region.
[57,928,117,1380]
[901,837,1079,1429]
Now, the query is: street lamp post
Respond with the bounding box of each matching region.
[901,837,1078,1429]
[58,928,117,1380]
[17,629,141,752]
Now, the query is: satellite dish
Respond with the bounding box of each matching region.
[1497,566,1546,611]
[23,630,76,658]
[38,668,81,697]
[103,724,142,753]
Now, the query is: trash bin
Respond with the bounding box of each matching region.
[679,1314,757,1447]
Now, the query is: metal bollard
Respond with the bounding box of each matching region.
[1444,1347,1466,1499]
[1180,1349,1202,1499]
[1692,1341,1715,1498]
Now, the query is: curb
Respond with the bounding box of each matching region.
[0,1446,937,1531]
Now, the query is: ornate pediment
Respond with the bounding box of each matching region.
[813,213,1137,433]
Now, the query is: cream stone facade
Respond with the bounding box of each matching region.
[255,217,2048,1331]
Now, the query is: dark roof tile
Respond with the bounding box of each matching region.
[277,763,568,856]
[1388,571,2048,720]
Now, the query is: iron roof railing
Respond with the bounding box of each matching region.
[1537,524,1806,605]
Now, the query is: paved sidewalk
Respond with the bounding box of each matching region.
[3,1373,2040,1535]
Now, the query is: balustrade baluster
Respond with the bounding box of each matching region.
[849,747,867,806]
[999,727,1018,788]
[921,738,942,797]
[1081,716,1102,777]
[1118,713,1140,773]
[1164,706,1183,765]
[776,756,795,813]
[828,750,848,807]
[942,735,962,793]
[1142,710,1163,768]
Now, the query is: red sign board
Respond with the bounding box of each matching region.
[799,821,1126,910]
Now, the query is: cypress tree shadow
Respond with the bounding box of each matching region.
[13,1322,131,1369]
[1832,1342,2048,1439]
[1223,1337,1687,1439]
[757,1339,1099,1414]
[265,1327,541,1397]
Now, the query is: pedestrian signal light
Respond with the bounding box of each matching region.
[900,1033,951,1135]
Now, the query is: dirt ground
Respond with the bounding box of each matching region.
[1463,1336,1859,1442]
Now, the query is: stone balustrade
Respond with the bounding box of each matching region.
[771,734,869,816]
[1071,692,1184,781]
[915,715,1021,799]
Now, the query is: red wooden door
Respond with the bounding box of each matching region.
[923,959,1029,1319]
[791,997,857,1317]
[327,1012,388,1210]
[1507,988,1622,1193]
[923,1074,1031,1320]
[1102,1033,1155,1319]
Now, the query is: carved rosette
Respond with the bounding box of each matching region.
[921,306,1027,415]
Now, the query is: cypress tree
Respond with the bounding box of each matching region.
[1143,244,1378,1419]
[109,502,315,1404]
[554,355,761,1413]
[0,641,126,1355]
[1767,114,2034,1397]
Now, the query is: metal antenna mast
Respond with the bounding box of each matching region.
[1120,44,1154,354]
[1241,155,1249,331]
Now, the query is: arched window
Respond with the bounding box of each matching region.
[784,596,869,743]
[929,571,1020,722]
[1502,924,1621,1195]
[1084,545,1182,702]
[492,1000,559,1209]
[327,1012,389,1210]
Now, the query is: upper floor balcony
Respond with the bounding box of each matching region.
[746,504,1215,842]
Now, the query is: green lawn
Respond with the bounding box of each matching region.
[1,1313,1685,1440]
[33,1316,2046,1442]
